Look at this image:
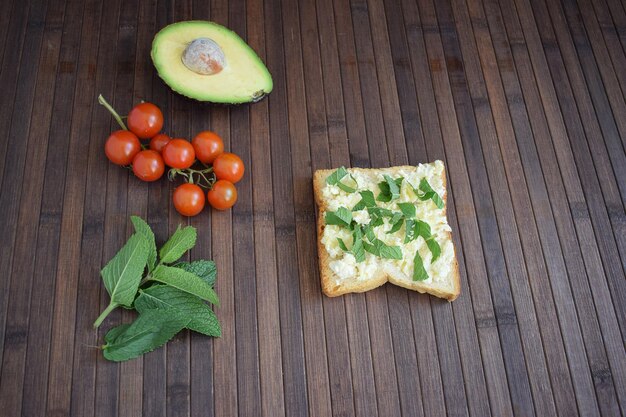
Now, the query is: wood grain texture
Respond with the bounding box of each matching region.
[0,0,625,415]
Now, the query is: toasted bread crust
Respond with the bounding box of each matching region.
[314,163,461,301]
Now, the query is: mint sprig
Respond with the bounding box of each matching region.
[94,216,221,362]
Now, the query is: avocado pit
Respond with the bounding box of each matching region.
[182,38,226,75]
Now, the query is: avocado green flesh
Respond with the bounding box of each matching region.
[151,21,273,104]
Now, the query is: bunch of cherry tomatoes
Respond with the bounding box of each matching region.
[100,95,244,216]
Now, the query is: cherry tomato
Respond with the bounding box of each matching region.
[162,139,195,169]
[173,183,205,216]
[132,150,165,182]
[127,102,164,139]
[149,133,171,152]
[207,180,237,210]
[104,130,141,166]
[192,131,224,164]
[213,152,244,183]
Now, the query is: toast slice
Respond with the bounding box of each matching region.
[313,162,460,301]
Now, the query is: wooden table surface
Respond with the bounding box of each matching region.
[1,0,626,415]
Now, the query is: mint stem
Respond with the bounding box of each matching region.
[98,94,128,131]
[93,302,118,328]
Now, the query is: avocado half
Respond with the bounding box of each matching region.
[151,21,273,104]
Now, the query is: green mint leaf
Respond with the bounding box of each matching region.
[150,265,220,306]
[101,233,150,307]
[414,220,432,238]
[337,229,366,263]
[405,219,417,243]
[135,285,221,337]
[405,219,432,243]
[326,167,357,193]
[326,166,348,184]
[413,251,429,281]
[367,207,394,218]
[352,190,377,211]
[377,175,403,202]
[104,324,131,344]
[337,180,357,194]
[397,203,416,218]
[102,308,190,362]
[363,239,402,259]
[414,178,444,209]
[159,225,197,264]
[176,260,217,287]
[426,238,441,262]
[131,216,157,272]
[351,238,365,262]
[325,207,352,227]
[386,213,404,234]
[362,225,376,242]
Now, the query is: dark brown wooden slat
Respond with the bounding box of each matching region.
[533,0,626,398]
[66,0,120,414]
[93,0,139,415]
[561,0,626,209]
[484,0,607,415]
[264,1,310,416]
[586,0,626,123]
[510,0,626,414]
[228,2,263,416]
[247,0,285,414]
[533,0,626,340]
[414,1,515,416]
[43,0,105,414]
[0,0,18,69]
[32,0,95,414]
[452,0,581,415]
[494,1,613,415]
[0,0,51,414]
[328,1,380,415]
[0,0,33,368]
[0,0,31,190]
[398,2,493,416]
[553,1,626,410]
[604,0,626,55]
[433,1,540,416]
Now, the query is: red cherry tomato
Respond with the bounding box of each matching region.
[192,131,224,164]
[173,183,205,216]
[132,150,165,182]
[162,139,195,169]
[127,102,164,139]
[207,180,238,210]
[149,133,171,152]
[104,130,141,166]
[213,153,244,183]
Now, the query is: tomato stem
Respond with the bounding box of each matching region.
[98,94,128,131]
